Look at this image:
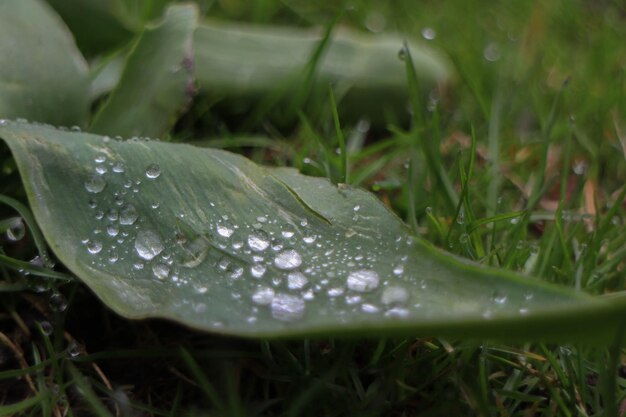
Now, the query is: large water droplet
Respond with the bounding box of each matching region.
[252,287,275,305]
[84,175,106,193]
[180,236,209,268]
[152,263,170,280]
[119,204,138,225]
[381,286,409,305]
[134,230,164,260]
[49,292,68,312]
[271,294,305,322]
[346,269,379,292]
[216,222,234,238]
[145,164,161,179]
[6,217,25,241]
[287,272,308,290]
[274,250,302,270]
[86,240,103,254]
[248,233,270,252]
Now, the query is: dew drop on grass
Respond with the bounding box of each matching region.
[106,224,119,237]
[392,264,404,275]
[84,175,106,193]
[421,27,436,40]
[112,163,125,173]
[346,269,379,292]
[281,230,295,239]
[49,292,68,312]
[491,291,508,305]
[94,154,107,163]
[287,272,308,290]
[39,321,53,336]
[216,222,234,238]
[381,286,409,305]
[145,164,161,179]
[134,230,164,261]
[252,287,274,305]
[6,217,25,241]
[67,340,80,357]
[271,294,305,322]
[152,263,170,280]
[248,233,270,252]
[274,249,302,270]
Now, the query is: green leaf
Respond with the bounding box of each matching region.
[90,5,198,138]
[0,0,89,126]
[1,120,625,342]
[45,0,138,55]
[193,20,454,125]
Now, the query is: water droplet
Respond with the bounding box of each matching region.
[134,230,164,261]
[86,240,102,254]
[216,222,234,238]
[244,264,263,280]
[483,42,501,62]
[145,164,161,179]
[397,46,408,61]
[248,233,270,252]
[392,264,404,275]
[274,250,302,270]
[6,217,25,241]
[381,286,409,305]
[271,294,305,322]
[67,340,80,357]
[281,230,295,239]
[94,154,107,163]
[303,235,316,244]
[152,263,170,280]
[421,27,436,40]
[346,269,379,292]
[353,205,361,212]
[95,165,108,175]
[385,307,410,318]
[459,233,469,244]
[181,237,210,268]
[510,217,519,225]
[49,292,68,312]
[84,175,106,193]
[228,265,244,280]
[361,303,379,313]
[491,291,508,305]
[39,321,53,336]
[327,287,345,297]
[345,295,362,304]
[112,163,125,173]
[106,224,119,237]
[119,204,138,225]
[252,287,275,305]
[425,206,433,215]
[287,272,308,290]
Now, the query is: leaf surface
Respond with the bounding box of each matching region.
[1,121,625,342]
[90,5,197,138]
[0,0,89,126]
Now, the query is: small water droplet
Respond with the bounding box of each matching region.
[421,27,436,40]
[347,269,379,292]
[327,287,345,297]
[112,163,125,173]
[353,205,361,212]
[397,46,408,61]
[119,204,138,225]
[361,303,379,313]
[252,287,275,306]
[6,217,25,241]
[303,235,316,244]
[392,264,404,275]
[459,233,469,244]
[145,164,161,179]
[216,222,234,238]
[152,263,170,280]
[250,264,266,278]
[49,292,68,312]
[86,240,103,254]
[106,224,119,237]
[39,320,53,336]
[483,42,501,61]
[228,265,244,280]
[274,249,302,270]
[84,175,106,193]
[425,206,433,215]
[271,294,305,322]
[94,154,107,163]
[491,291,508,305]
[181,236,209,268]
[385,307,410,318]
[287,272,308,290]
[281,230,295,239]
[248,233,270,252]
[381,286,409,305]
[134,230,164,261]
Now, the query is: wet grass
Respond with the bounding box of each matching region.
[1,0,626,416]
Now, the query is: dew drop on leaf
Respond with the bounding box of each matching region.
[252,286,274,305]
[119,204,138,225]
[247,233,270,252]
[152,263,170,280]
[287,272,308,290]
[271,293,305,321]
[216,222,234,238]
[84,175,106,193]
[274,249,302,270]
[346,269,379,292]
[145,163,161,179]
[49,292,68,312]
[381,286,409,305]
[86,240,103,254]
[134,230,164,261]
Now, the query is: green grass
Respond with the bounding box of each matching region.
[1,0,626,415]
